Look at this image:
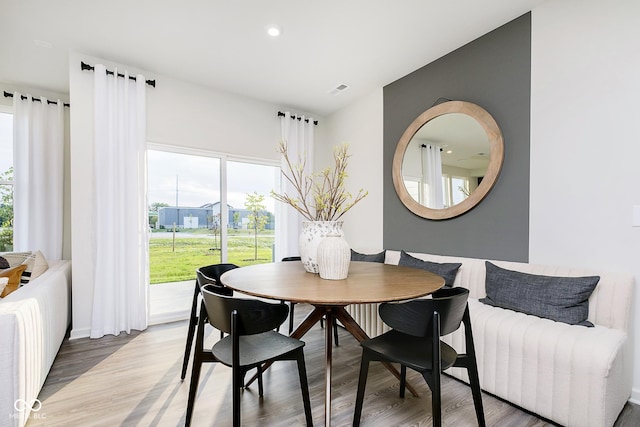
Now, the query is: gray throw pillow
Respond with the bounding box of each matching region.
[398,250,461,287]
[480,261,599,327]
[350,249,386,263]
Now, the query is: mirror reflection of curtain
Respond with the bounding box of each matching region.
[421,144,444,209]
[276,112,314,261]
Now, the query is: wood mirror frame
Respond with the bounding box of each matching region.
[392,100,504,220]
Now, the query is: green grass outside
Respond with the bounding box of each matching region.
[149,230,274,284]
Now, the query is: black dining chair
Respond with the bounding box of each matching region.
[180,263,238,380]
[352,287,485,427]
[185,284,314,427]
[281,256,339,345]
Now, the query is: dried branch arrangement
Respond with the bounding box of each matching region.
[271,141,368,221]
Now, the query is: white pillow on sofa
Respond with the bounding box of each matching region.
[20,251,49,283]
[0,251,32,268]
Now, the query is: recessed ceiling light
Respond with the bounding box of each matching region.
[266,25,282,37]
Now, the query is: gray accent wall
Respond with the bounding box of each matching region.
[383,13,531,262]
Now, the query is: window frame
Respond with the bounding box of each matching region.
[146,142,281,263]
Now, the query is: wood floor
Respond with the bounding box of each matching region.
[28,304,640,427]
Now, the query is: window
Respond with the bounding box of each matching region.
[0,107,13,251]
[146,146,280,285]
[227,160,278,265]
[442,174,470,208]
[403,178,421,204]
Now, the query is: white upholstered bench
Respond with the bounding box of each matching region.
[346,250,634,427]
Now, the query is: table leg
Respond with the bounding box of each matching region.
[334,307,420,398]
[324,308,334,426]
[290,306,326,340]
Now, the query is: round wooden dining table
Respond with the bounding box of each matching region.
[221,260,444,426]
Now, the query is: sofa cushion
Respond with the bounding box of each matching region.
[351,249,386,263]
[20,250,49,284]
[480,261,599,326]
[398,250,461,287]
[0,251,32,268]
[0,264,28,298]
[0,257,8,269]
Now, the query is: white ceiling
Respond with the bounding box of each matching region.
[0,0,544,116]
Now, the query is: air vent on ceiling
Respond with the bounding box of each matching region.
[329,84,349,95]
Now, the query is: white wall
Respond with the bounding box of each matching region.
[324,89,384,253]
[530,0,640,402]
[68,52,325,338]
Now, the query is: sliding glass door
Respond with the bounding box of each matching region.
[147,147,280,286]
[226,160,279,265]
[147,149,221,285]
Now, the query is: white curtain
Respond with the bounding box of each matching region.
[90,64,149,338]
[275,113,314,261]
[12,93,64,260]
[421,144,444,209]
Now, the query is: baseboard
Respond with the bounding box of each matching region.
[68,313,189,339]
[69,327,90,340]
[630,388,640,405]
[149,309,190,326]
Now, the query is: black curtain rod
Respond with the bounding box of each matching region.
[421,144,443,152]
[277,111,318,126]
[3,91,70,107]
[81,61,156,87]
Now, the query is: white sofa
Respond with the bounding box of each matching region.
[0,260,72,427]
[346,250,635,427]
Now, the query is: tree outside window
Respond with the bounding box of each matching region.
[245,192,268,261]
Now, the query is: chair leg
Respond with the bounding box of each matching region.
[422,370,442,427]
[181,281,200,380]
[461,306,485,427]
[353,351,371,427]
[289,302,296,334]
[295,349,314,426]
[399,364,407,398]
[184,350,202,427]
[185,303,207,427]
[233,366,242,427]
[467,361,485,427]
[431,312,443,427]
[231,312,241,427]
[256,365,264,397]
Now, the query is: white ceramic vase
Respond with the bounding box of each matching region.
[317,234,350,280]
[299,221,344,273]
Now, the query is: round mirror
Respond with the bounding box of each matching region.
[392,101,504,220]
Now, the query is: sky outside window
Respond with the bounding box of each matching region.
[147,149,278,212]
